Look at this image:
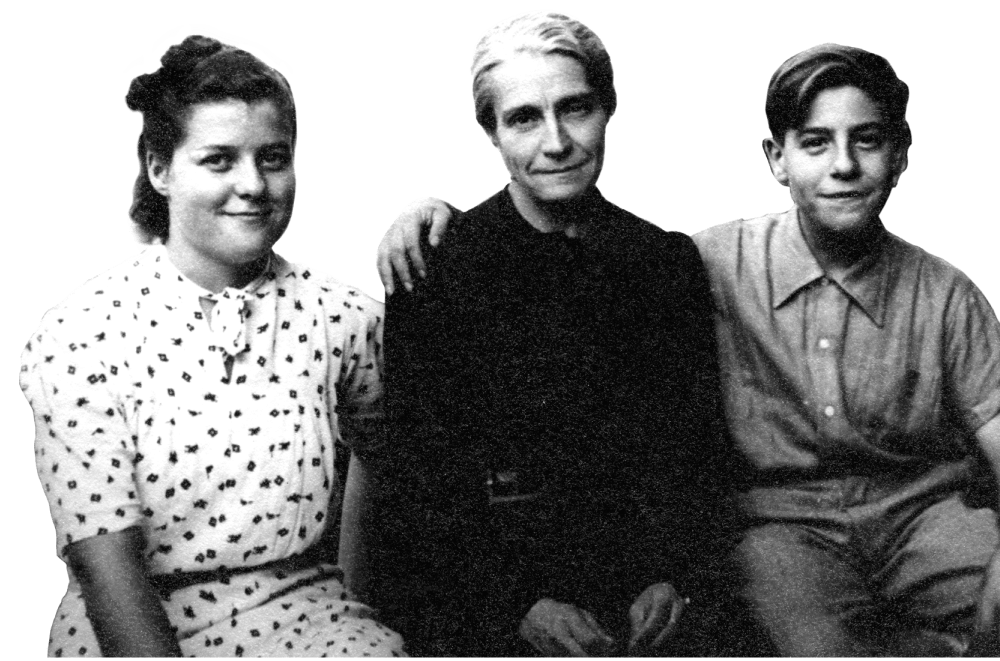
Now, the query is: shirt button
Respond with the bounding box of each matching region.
[818,338,831,349]
[824,405,836,417]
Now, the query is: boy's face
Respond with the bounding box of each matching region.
[764,85,908,251]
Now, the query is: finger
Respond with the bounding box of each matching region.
[555,618,592,657]
[580,609,618,652]
[628,595,652,634]
[376,248,395,296]
[649,597,689,651]
[631,593,682,649]
[574,610,616,656]
[388,249,415,292]
[405,241,427,281]
[426,205,454,248]
[397,219,427,280]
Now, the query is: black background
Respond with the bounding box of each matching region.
[21,9,998,644]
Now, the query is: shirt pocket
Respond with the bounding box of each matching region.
[853,364,948,455]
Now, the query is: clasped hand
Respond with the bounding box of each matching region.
[519,583,686,656]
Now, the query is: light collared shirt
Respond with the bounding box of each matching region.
[694,207,1000,484]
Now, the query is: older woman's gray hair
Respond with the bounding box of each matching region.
[471,12,616,134]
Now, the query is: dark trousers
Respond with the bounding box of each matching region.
[735,463,998,656]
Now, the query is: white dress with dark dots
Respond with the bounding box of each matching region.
[21,246,404,657]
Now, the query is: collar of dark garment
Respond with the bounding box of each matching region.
[496,185,614,261]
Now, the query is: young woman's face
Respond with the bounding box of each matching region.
[149,98,295,290]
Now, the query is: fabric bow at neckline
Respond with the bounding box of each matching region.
[205,289,251,357]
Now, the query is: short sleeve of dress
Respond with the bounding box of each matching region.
[332,288,385,457]
[21,305,141,558]
[945,278,1000,431]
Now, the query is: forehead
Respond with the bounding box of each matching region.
[181,99,293,145]
[801,85,884,130]
[490,52,591,111]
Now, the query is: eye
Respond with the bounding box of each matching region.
[562,98,595,118]
[259,146,292,171]
[504,109,540,130]
[855,132,884,150]
[200,152,233,171]
[799,136,827,152]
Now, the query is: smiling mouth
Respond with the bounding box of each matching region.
[534,159,592,175]
[222,210,271,218]
[822,191,868,199]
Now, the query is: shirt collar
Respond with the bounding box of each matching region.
[145,243,276,302]
[771,207,892,327]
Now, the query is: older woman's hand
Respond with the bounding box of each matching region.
[627,582,687,655]
[519,598,617,656]
[376,198,455,295]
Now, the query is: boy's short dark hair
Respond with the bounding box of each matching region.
[765,43,910,144]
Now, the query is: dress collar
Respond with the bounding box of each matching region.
[143,244,276,301]
[498,185,609,245]
[770,207,892,327]
[142,245,278,355]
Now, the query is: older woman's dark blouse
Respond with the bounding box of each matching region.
[380,187,737,655]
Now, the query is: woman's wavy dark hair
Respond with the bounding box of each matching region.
[125,36,296,241]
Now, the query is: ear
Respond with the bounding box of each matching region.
[762,137,789,187]
[487,128,500,149]
[146,151,172,197]
[890,141,909,189]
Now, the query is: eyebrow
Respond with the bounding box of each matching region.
[194,141,292,151]
[554,91,597,110]
[797,121,885,135]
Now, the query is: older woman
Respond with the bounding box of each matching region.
[368,13,737,657]
[20,36,404,657]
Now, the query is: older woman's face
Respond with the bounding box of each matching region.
[149,98,295,288]
[489,52,607,208]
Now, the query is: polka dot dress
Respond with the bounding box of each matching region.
[21,246,404,657]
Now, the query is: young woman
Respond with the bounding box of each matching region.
[21,36,404,657]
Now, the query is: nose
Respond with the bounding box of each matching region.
[233,159,266,198]
[831,141,860,179]
[540,115,572,159]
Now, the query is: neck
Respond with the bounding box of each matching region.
[798,213,887,276]
[165,242,268,293]
[508,183,597,236]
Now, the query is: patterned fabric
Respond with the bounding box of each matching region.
[21,245,403,657]
[694,208,1000,487]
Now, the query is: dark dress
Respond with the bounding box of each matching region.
[377,188,739,656]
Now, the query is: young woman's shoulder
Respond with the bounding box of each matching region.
[270,255,384,330]
[29,248,159,345]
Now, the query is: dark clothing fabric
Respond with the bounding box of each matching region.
[380,188,738,656]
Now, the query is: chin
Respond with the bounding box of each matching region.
[222,243,274,267]
[538,184,592,204]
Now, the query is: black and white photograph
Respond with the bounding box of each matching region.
[5,0,999,656]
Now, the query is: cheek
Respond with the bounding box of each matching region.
[271,173,296,204]
[783,160,823,196]
[864,156,895,187]
[174,175,230,212]
[582,124,607,152]
[498,139,530,173]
